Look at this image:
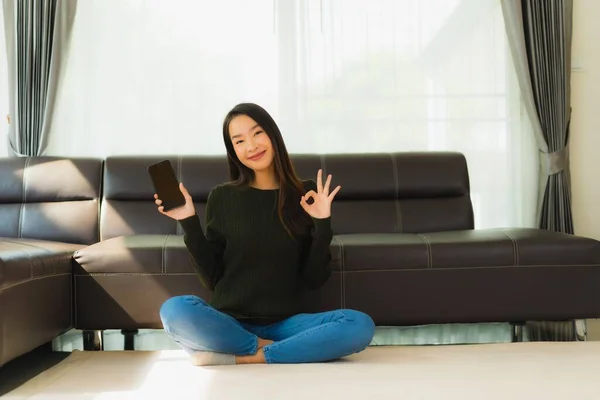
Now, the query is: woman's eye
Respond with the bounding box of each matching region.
[236,140,244,145]
[255,131,262,136]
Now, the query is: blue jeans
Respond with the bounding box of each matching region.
[159,295,375,364]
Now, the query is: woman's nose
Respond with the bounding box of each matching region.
[247,138,258,150]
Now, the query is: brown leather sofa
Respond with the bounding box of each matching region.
[0,157,103,367]
[2,152,600,366]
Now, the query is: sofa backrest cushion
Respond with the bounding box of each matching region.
[101,152,473,240]
[323,152,474,233]
[0,157,103,244]
[101,156,230,240]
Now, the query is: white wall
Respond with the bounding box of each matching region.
[0,4,8,157]
[571,0,600,241]
[571,0,600,340]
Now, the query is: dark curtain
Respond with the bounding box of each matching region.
[3,0,77,156]
[502,0,574,234]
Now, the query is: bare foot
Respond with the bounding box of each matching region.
[236,348,267,364]
[234,338,274,364]
[189,351,236,366]
[257,337,274,349]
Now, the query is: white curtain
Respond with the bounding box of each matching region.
[46,0,538,229]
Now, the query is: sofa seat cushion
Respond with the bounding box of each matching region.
[72,228,600,280]
[74,235,191,275]
[71,229,600,328]
[337,228,600,325]
[72,234,344,329]
[73,234,343,274]
[0,237,82,290]
[0,237,80,366]
[337,228,600,271]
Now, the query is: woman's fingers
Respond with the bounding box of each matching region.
[316,169,323,193]
[328,185,341,200]
[155,198,162,206]
[323,174,332,195]
[304,190,317,202]
[300,195,310,212]
[316,170,335,196]
[180,182,192,200]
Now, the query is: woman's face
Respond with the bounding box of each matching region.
[228,114,275,173]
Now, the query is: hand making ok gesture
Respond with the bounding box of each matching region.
[300,169,341,219]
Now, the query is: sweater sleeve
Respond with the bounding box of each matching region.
[299,180,334,289]
[178,187,225,290]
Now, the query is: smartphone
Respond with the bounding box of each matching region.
[147,160,186,212]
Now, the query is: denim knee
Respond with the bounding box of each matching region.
[159,295,204,327]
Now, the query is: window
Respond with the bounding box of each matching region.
[46,0,537,228]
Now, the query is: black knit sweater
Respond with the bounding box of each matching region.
[178,180,333,325]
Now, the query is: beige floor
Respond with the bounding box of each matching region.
[588,318,600,340]
[5,342,600,400]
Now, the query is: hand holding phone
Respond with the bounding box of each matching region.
[153,183,196,220]
[148,160,196,220]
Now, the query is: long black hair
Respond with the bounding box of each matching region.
[222,103,313,238]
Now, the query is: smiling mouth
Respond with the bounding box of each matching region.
[249,151,266,161]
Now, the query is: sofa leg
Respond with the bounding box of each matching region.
[574,320,587,341]
[511,323,525,342]
[83,330,104,351]
[122,329,138,350]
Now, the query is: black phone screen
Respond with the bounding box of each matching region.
[147,160,186,212]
